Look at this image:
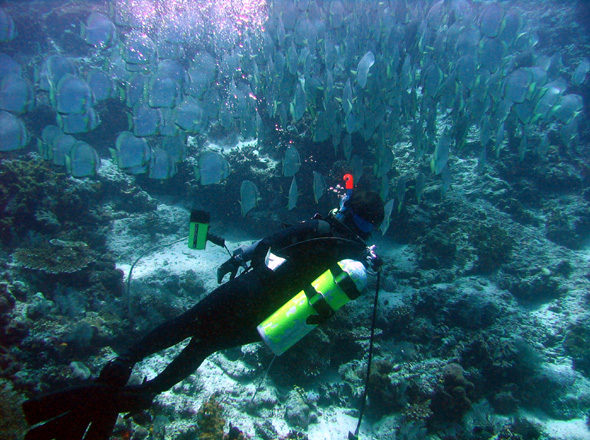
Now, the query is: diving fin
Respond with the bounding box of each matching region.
[23,384,111,426]
[82,410,119,440]
[23,384,118,440]
[25,410,91,440]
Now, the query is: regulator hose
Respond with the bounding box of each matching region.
[349,270,381,440]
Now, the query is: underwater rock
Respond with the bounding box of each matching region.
[523,364,586,420]
[0,381,28,440]
[447,292,502,330]
[381,303,415,337]
[460,333,547,416]
[212,353,258,381]
[284,389,311,429]
[564,319,590,378]
[535,162,584,192]
[25,292,54,321]
[69,361,91,380]
[506,272,564,303]
[545,203,590,250]
[254,420,279,440]
[491,389,521,414]
[0,281,16,314]
[1,316,29,346]
[468,224,514,273]
[0,281,27,347]
[88,259,124,298]
[63,321,98,352]
[417,227,457,270]
[367,358,406,417]
[317,381,354,408]
[0,157,102,245]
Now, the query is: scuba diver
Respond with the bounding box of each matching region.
[22,178,385,440]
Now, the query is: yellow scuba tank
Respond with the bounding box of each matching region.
[257,259,367,356]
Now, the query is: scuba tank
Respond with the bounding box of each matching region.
[257,259,367,356]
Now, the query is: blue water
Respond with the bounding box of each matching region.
[1,1,590,439]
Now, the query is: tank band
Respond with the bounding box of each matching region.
[304,284,333,325]
[330,263,361,300]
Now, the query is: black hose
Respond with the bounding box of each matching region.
[125,234,231,320]
[125,236,188,319]
[350,270,381,439]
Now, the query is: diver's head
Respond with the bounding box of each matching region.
[335,189,385,239]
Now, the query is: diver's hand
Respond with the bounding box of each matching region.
[365,245,382,272]
[217,252,247,283]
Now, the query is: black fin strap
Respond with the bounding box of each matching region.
[331,263,361,300]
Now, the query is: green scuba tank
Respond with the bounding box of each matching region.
[257,259,367,356]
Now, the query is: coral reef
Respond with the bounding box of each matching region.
[430,363,475,421]
[12,239,96,274]
[367,358,406,417]
[0,156,66,245]
[194,393,249,440]
[496,418,543,440]
[545,204,590,250]
[0,380,28,440]
[196,394,226,439]
[0,156,107,247]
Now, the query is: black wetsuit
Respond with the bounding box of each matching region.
[123,215,370,395]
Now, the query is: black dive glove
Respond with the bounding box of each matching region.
[217,256,241,283]
[217,247,250,283]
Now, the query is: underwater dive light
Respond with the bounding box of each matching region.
[188,210,210,250]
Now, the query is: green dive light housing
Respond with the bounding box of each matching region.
[188,210,210,250]
[257,259,367,356]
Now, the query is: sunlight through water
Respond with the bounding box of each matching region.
[111,0,268,44]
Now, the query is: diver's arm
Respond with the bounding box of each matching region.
[218,219,331,282]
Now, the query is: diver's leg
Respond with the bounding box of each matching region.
[140,335,212,394]
[124,304,201,363]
